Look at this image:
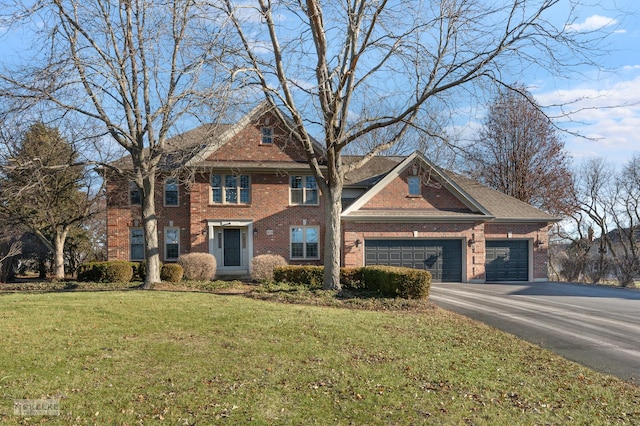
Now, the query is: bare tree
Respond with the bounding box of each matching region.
[0,0,234,286]
[222,0,608,290]
[465,87,575,216]
[573,158,615,282]
[0,229,22,282]
[609,155,640,287]
[563,157,640,287]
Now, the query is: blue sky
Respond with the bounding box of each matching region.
[0,1,638,169]
[512,1,640,168]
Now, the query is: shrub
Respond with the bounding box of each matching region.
[178,253,217,281]
[129,261,165,282]
[251,254,288,282]
[340,267,365,289]
[103,261,135,283]
[362,266,431,299]
[161,264,184,282]
[77,261,134,283]
[77,262,101,282]
[273,265,324,289]
[272,265,430,298]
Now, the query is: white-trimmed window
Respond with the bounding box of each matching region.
[408,176,421,196]
[164,178,179,206]
[130,228,144,261]
[261,127,273,145]
[290,226,319,260]
[211,174,251,204]
[290,176,318,205]
[130,181,141,205]
[164,227,180,261]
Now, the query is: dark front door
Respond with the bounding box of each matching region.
[485,240,529,281]
[223,229,241,267]
[365,239,463,282]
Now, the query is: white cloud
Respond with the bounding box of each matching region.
[565,15,617,32]
[535,75,640,165]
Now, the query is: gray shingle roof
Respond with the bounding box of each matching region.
[443,171,558,222]
[342,154,558,223]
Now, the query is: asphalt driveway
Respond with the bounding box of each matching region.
[429,281,640,383]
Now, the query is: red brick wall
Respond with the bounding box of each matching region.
[362,169,470,211]
[107,171,325,263]
[188,172,324,263]
[208,112,309,163]
[106,175,192,261]
[106,111,325,264]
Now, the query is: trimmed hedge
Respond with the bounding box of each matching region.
[273,266,324,289]
[77,261,134,283]
[340,267,365,290]
[362,266,430,299]
[161,264,184,283]
[272,265,430,299]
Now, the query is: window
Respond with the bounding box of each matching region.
[261,127,273,145]
[164,178,179,206]
[211,174,251,204]
[290,226,319,259]
[130,182,141,205]
[408,176,421,196]
[130,228,144,260]
[165,227,180,260]
[290,176,318,205]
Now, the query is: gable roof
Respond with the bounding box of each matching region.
[342,151,559,223]
[109,102,326,172]
[185,101,325,168]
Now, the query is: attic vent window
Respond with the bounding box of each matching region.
[408,176,421,196]
[261,127,273,145]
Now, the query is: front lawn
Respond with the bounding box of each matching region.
[0,290,638,424]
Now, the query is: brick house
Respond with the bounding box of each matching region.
[106,103,559,282]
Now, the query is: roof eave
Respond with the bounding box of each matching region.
[341,214,495,223]
[489,217,562,224]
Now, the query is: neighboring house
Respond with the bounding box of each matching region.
[106,103,559,282]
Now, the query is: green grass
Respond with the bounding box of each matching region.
[0,290,639,425]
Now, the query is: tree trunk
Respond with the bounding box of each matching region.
[142,174,161,288]
[38,253,47,279]
[323,155,343,291]
[52,229,68,281]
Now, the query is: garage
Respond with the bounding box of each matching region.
[364,239,463,282]
[485,240,529,281]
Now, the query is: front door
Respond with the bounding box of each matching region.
[223,229,241,267]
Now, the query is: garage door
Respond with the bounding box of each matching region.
[365,239,462,282]
[485,240,529,281]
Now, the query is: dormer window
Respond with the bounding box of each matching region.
[261,127,273,145]
[408,176,421,196]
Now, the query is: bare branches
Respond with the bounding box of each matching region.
[1,0,236,285]
[221,0,611,290]
[559,155,640,286]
